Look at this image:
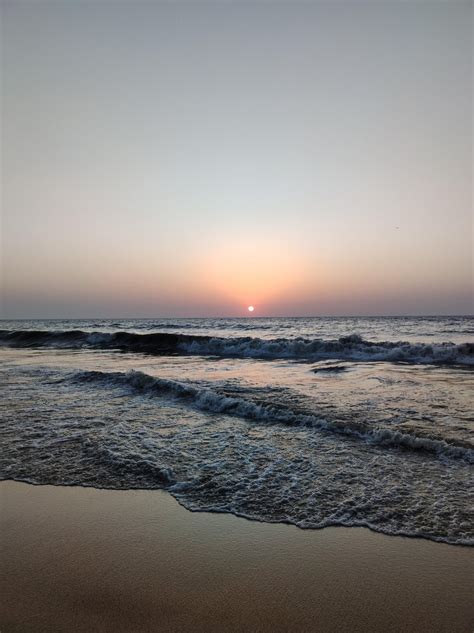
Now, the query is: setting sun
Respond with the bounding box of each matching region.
[248,305,255,312]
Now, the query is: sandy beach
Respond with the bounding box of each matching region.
[1,481,472,633]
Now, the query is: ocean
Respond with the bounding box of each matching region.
[1,316,473,545]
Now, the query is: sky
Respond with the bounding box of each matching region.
[1,0,472,318]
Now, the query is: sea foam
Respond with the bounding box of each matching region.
[72,369,474,463]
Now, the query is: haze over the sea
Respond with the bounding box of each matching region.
[2,1,472,318]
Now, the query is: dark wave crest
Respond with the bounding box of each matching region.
[1,329,473,366]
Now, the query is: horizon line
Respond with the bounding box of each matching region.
[1,314,473,321]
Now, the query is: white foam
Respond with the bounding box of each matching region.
[73,369,474,463]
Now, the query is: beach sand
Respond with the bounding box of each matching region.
[1,481,473,632]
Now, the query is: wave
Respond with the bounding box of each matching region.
[71,369,474,463]
[1,329,473,366]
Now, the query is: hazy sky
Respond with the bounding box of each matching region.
[1,0,472,318]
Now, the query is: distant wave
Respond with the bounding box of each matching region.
[71,369,474,463]
[1,329,473,366]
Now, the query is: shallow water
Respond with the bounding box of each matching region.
[1,317,473,544]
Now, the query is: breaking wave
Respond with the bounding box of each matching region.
[1,329,473,366]
[71,369,474,463]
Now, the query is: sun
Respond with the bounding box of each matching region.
[247,305,255,312]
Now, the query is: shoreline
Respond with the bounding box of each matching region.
[2,477,472,548]
[1,481,473,632]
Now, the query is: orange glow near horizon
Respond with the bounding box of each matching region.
[197,236,315,310]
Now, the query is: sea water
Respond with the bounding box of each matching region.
[1,316,473,545]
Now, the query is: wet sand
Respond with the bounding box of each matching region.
[1,481,473,632]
